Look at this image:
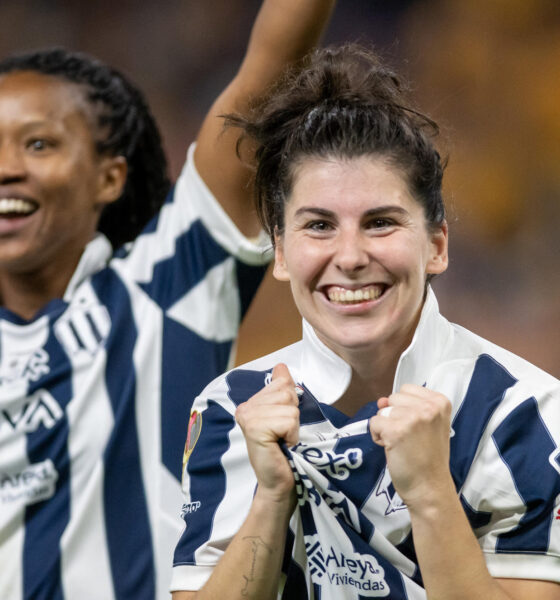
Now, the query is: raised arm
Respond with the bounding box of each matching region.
[194,0,336,237]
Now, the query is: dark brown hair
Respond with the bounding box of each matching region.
[226,43,445,240]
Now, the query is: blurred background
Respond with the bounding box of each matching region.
[2,0,558,376]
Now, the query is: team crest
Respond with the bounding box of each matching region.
[182,410,202,476]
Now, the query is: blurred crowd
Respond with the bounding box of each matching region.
[2,0,559,376]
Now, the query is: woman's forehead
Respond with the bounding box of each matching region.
[288,155,416,210]
[0,70,94,127]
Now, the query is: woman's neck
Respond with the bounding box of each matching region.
[332,350,400,417]
[0,256,81,320]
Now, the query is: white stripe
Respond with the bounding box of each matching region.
[166,258,240,342]
[115,144,269,285]
[61,288,116,600]
[0,429,28,600]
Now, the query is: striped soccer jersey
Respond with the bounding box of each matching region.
[172,288,560,598]
[0,144,269,600]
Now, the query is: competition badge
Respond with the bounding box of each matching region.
[182,410,202,478]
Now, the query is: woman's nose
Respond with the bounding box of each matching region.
[333,231,369,273]
[0,144,26,183]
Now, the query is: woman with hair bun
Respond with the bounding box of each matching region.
[0,2,335,599]
[172,44,560,600]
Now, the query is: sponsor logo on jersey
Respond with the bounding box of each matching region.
[0,348,50,387]
[182,410,202,478]
[0,459,58,505]
[374,467,407,515]
[304,534,389,597]
[1,389,64,433]
[54,305,111,360]
[292,442,363,480]
[287,452,362,533]
[180,500,201,518]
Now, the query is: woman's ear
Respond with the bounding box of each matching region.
[272,228,290,282]
[426,220,449,276]
[96,156,128,206]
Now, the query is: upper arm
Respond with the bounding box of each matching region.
[496,578,560,600]
[172,592,197,600]
[194,0,336,236]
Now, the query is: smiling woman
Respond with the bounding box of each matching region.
[0,71,126,306]
[171,44,560,600]
[0,2,338,599]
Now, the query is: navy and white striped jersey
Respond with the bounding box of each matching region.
[0,144,270,600]
[172,288,560,598]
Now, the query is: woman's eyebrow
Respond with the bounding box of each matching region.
[363,206,409,218]
[293,206,335,218]
[293,205,409,218]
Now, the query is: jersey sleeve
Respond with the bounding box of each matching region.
[112,143,271,330]
[461,388,560,583]
[170,383,258,591]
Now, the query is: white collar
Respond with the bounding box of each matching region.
[299,287,451,404]
[63,234,113,301]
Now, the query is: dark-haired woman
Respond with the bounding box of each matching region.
[0,2,335,599]
[172,45,560,600]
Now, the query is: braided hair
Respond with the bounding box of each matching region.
[0,47,171,248]
[226,43,445,241]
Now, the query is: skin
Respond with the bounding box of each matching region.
[274,155,448,407]
[171,0,338,595]
[180,155,560,598]
[0,71,126,319]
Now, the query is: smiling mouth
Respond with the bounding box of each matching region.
[326,284,386,304]
[0,198,38,217]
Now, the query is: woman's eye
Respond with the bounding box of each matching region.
[307,220,333,232]
[27,139,52,151]
[367,217,393,229]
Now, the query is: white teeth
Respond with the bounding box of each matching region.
[0,198,36,215]
[327,286,383,304]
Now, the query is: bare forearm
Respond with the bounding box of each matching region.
[194,0,336,235]
[240,0,336,89]
[407,478,512,600]
[194,492,295,600]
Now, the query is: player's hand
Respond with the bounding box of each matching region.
[369,384,453,508]
[235,363,299,504]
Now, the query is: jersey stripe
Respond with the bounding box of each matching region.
[93,270,155,599]
[139,220,229,310]
[161,316,232,482]
[23,315,73,600]
[174,400,235,565]
[450,354,517,489]
[234,259,267,320]
[494,397,560,553]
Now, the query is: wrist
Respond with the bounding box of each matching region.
[252,485,297,521]
[402,472,457,516]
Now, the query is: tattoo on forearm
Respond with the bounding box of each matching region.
[240,536,273,597]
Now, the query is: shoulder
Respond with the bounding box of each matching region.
[195,341,304,411]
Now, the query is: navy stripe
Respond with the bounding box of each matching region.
[139,219,230,310]
[85,312,103,343]
[450,354,517,489]
[332,435,383,536]
[281,529,309,599]
[225,368,268,407]
[160,315,232,481]
[174,401,235,564]
[494,397,560,553]
[394,532,422,587]
[23,311,73,600]
[460,494,492,529]
[91,269,155,599]
[234,259,267,320]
